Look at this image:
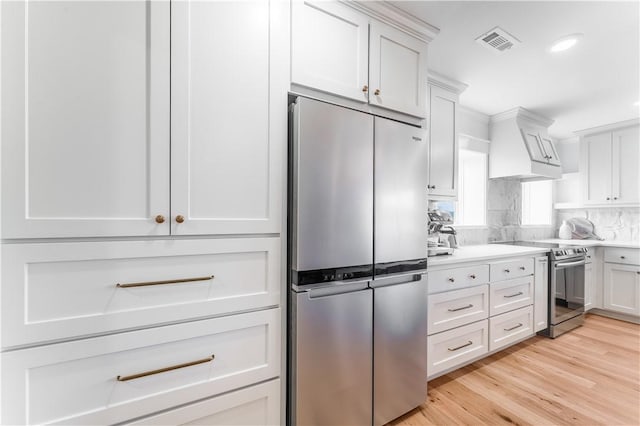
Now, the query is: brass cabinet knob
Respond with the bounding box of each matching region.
[519,266,526,270]
[448,277,455,283]
[504,269,510,273]
[469,274,476,279]
[362,85,368,93]
[176,215,185,224]
[154,215,165,224]
[606,197,610,200]
[374,89,381,96]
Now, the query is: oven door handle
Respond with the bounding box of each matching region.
[554,259,586,268]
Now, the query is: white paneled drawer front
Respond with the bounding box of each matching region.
[127,379,280,426]
[1,238,279,348]
[604,247,640,265]
[489,305,533,352]
[427,319,488,377]
[427,265,489,294]
[489,276,533,316]
[428,284,489,335]
[1,309,280,425]
[489,257,534,282]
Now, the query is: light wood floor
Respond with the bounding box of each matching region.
[390,314,640,426]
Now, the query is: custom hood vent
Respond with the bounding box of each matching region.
[489,107,562,181]
[476,27,521,53]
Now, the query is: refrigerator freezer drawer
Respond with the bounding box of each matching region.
[292,287,372,426]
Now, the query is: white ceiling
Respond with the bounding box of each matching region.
[390,1,640,139]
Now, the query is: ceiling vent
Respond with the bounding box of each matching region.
[475,26,521,53]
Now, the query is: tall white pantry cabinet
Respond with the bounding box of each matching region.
[0,1,287,424]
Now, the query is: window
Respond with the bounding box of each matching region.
[521,180,553,225]
[455,148,487,226]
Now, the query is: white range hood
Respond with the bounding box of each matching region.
[489,107,562,180]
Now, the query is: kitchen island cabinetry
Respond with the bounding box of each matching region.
[427,253,542,379]
[291,0,436,119]
[579,121,639,207]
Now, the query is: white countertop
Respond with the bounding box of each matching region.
[427,244,549,267]
[532,239,640,249]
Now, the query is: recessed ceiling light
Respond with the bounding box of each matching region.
[550,33,583,52]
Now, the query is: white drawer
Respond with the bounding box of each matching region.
[428,284,489,335]
[0,309,280,425]
[427,264,489,294]
[489,305,533,352]
[427,319,488,377]
[489,257,534,282]
[127,379,280,425]
[490,276,533,316]
[1,238,280,348]
[605,247,640,266]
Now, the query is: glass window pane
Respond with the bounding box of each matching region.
[521,180,552,225]
[455,149,487,226]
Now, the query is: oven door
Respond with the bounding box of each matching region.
[551,258,586,324]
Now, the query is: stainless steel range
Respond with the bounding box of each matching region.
[497,241,588,338]
[545,246,588,338]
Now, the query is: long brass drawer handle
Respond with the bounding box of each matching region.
[503,291,523,298]
[448,304,474,312]
[117,275,214,288]
[117,355,215,382]
[448,340,473,352]
[504,323,523,332]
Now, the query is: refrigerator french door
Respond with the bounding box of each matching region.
[288,97,429,425]
[373,117,429,426]
[289,97,374,426]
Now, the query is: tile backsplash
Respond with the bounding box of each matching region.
[556,207,640,242]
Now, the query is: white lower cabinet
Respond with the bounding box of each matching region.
[427,319,489,377]
[1,309,280,425]
[427,256,537,379]
[603,262,640,316]
[127,379,280,426]
[1,238,280,349]
[489,306,534,352]
[428,284,489,335]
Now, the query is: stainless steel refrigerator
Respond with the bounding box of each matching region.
[288,97,428,426]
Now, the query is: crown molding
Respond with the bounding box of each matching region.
[427,71,468,94]
[574,117,640,137]
[490,107,554,128]
[341,1,440,43]
[458,105,490,124]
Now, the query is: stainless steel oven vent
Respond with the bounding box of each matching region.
[475,26,521,53]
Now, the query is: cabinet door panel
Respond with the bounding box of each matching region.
[612,125,639,204]
[534,256,548,331]
[369,23,427,118]
[291,0,369,103]
[171,1,287,235]
[582,132,612,205]
[428,86,457,197]
[603,263,640,316]
[1,1,170,238]
[521,129,547,164]
[539,135,561,166]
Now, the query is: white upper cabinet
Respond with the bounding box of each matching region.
[291,0,434,119]
[1,1,170,238]
[369,23,428,117]
[539,134,561,166]
[580,123,639,206]
[1,0,287,238]
[171,0,287,235]
[291,1,369,103]
[428,84,458,198]
[521,128,548,164]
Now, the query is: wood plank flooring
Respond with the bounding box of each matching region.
[389,314,640,426]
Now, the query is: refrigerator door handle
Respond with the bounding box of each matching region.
[370,271,426,289]
[305,280,371,298]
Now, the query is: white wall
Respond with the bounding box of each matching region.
[556,137,580,173]
[458,105,489,140]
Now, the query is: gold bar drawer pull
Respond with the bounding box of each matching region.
[503,291,523,298]
[116,275,215,288]
[117,355,215,382]
[448,340,473,352]
[504,323,523,332]
[448,304,474,312]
